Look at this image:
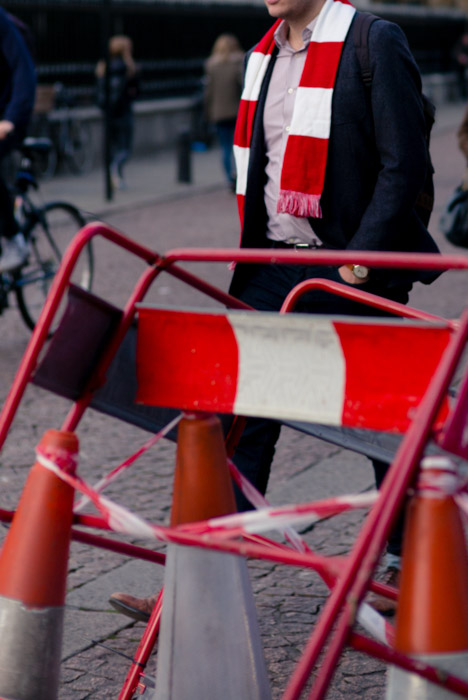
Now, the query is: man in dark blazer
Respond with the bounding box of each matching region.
[231,10,438,299]
[108,0,440,622]
[229,0,440,615]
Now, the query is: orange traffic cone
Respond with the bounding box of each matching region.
[153,412,271,700]
[387,456,468,699]
[0,429,78,700]
[169,411,237,525]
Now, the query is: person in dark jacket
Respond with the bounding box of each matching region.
[228,0,439,615]
[108,0,440,621]
[0,8,36,273]
[458,103,468,178]
[96,35,139,191]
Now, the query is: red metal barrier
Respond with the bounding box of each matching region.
[1,223,468,699]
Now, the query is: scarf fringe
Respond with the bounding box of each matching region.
[277,190,322,218]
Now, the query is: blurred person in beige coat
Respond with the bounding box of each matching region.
[458,105,468,154]
[204,33,244,189]
[458,105,468,187]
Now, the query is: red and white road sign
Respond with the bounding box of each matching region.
[136,308,451,433]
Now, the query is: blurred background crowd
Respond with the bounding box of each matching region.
[2,0,468,184]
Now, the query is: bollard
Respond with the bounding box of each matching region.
[177,130,192,184]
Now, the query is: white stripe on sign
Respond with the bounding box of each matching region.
[230,313,346,424]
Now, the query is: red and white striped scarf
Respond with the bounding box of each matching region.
[233,0,356,227]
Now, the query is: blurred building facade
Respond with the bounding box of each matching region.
[2,0,466,105]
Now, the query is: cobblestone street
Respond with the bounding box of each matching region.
[0,101,467,698]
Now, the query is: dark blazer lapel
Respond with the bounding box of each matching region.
[241,47,278,249]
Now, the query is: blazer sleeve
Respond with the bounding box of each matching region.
[345,20,428,252]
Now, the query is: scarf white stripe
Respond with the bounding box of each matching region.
[291,87,333,139]
[234,0,356,221]
[242,52,272,102]
[315,0,356,42]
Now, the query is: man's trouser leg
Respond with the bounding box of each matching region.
[232,259,411,549]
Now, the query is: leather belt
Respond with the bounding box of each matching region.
[270,240,325,250]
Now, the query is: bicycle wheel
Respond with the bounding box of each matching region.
[15,202,93,331]
[65,120,94,174]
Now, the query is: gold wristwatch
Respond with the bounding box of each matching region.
[346,264,370,280]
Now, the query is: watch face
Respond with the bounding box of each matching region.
[353,265,369,279]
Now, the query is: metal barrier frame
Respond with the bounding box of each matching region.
[1,221,468,699]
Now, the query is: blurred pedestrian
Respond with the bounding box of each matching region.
[453,31,468,98]
[438,111,468,246]
[458,103,468,180]
[96,35,139,191]
[0,8,36,273]
[204,33,244,190]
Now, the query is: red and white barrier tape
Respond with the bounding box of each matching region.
[37,440,395,644]
[38,445,377,539]
[73,414,182,512]
[228,458,393,645]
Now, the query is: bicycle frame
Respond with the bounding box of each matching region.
[0,189,39,315]
[0,193,59,311]
[2,221,468,699]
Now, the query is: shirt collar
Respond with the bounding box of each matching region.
[274,17,318,50]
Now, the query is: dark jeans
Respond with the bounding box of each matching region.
[110,111,134,178]
[215,119,236,186]
[232,259,410,556]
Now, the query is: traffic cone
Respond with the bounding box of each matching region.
[386,456,468,699]
[0,429,78,700]
[153,412,271,700]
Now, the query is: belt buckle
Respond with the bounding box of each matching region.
[294,242,321,250]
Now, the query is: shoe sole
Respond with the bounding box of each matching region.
[109,597,150,622]
[370,605,396,617]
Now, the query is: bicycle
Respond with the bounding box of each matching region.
[31,83,94,179]
[0,136,94,331]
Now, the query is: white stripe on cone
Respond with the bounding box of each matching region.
[153,546,271,700]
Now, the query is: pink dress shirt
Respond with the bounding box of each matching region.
[264,18,322,245]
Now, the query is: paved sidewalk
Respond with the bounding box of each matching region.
[37,141,228,222]
[0,97,467,699]
[36,98,468,222]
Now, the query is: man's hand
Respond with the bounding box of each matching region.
[0,120,14,139]
[338,265,368,284]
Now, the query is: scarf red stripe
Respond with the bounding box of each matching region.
[234,100,258,150]
[299,42,348,88]
[280,136,329,198]
[234,0,356,228]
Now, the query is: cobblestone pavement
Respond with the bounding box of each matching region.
[0,101,468,699]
